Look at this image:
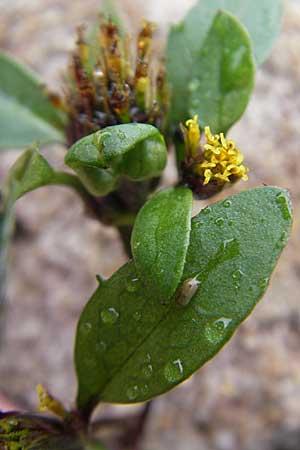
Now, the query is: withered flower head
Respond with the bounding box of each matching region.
[64,17,169,145]
[180,115,248,199]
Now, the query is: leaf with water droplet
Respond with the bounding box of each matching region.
[75,187,292,410]
[65,123,167,195]
[131,187,193,303]
[166,0,282,127]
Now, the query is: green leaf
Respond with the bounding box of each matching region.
[3,148,55,203]
[3,147,87,210]
[184,0,283,65]
[65,124,167,196]
[0,52,66,149]
[75,187,292,411]
[167,11,255,132]
[188,11,255,133]
[131,187,193,303]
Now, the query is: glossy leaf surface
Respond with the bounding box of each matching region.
[75,187,292,410]
[184,0,283,65]
[188,11,255,133]
[0,52,66,149]
[132,187,193,303]
[65,124,167,196]
[167,10,255,131]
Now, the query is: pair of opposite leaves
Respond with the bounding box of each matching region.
[75,186,292,413]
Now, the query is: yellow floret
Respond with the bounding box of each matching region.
[185,115,201,156]
[195,126,248,185]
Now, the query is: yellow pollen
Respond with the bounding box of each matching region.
[195,126,248,185]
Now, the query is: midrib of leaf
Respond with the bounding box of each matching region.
[99,282,175,400]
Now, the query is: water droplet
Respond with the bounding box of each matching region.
[117,130,126,140]
[216,317,232,328]
[222,238,239,257]
[140,384,149,396]
[222,200,232,208]
[194,220,204,228]
[188,78,200,92]
[133,311,142,321]
[215,217,225,227]
[96,341,107,353]
[101,307,119,324]
[276,193,292,220]
[82,322,92,333]
[164,359,184,382]
[276,231,288,249]
[126,278,139,293]
[231,269,244,280]
[203,206,211,215]
[176,277,200,306]
[142,364,153,378]
[205,317,232,343]
[126,385,139,400]
[258,277,269,289]
[133,241,141,249]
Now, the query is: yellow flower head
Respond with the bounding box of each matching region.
[194,126,248,185]
[36,384,66,418]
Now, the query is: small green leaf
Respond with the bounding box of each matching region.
[188,11,255,133]
[0,52,66,149]
[65,124,167,196]
[3,148,55,203]
[167,11,255,132]
[75,187,292,410]
[184,0,283,65]
[3,147,86,209]
[131,187,193,303]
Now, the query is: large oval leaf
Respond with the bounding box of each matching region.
[188,11,255,133]
[65,123,167,196]
[75,187,292,411]
[0,52,66,149]
[131,187,193,303]
[167,11,255,132]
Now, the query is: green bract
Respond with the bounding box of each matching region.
[75,187,292,412]
[65,124,167,196]
[0,52,66,149]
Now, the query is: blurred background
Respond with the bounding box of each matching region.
[0,0,300,449]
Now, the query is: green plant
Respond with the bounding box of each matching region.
[0,1,292,449]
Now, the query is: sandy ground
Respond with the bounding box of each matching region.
[0,1,300,449]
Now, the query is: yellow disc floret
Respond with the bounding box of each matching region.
[185,115,201,157]
[195,126,248,185]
